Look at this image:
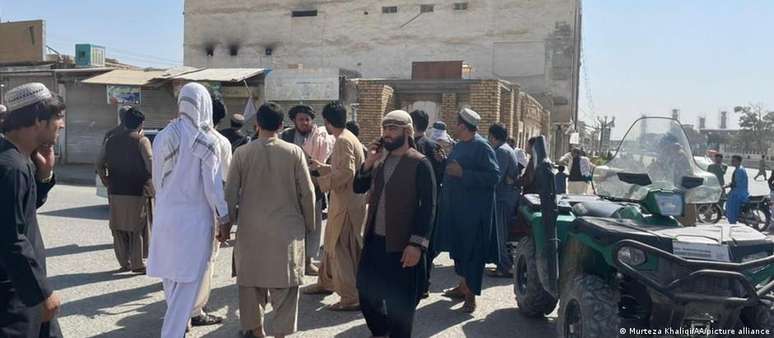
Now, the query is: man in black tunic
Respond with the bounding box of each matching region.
[0,83,65,338]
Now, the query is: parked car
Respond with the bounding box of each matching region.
[97,129,160,198]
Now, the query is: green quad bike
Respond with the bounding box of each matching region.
[512,117,774,337]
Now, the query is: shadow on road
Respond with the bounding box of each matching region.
[46,243,114,257]
[41,205,109,220]
[49,270,141,291]
[60,282,164,338]
[462,308,556,337]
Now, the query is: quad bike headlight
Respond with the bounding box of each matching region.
[618,246,647,266]
[653,192,684,216]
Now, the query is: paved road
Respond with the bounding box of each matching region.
[37,169,773,337]
[39,184,556,338]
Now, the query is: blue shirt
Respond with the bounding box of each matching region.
[555,172,567,194]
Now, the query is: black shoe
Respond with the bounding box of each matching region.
[191,313,224,326]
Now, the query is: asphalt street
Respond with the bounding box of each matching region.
[37,168,771,337]
[38,184,556,338]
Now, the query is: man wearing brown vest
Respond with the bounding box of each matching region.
[99,107,153,273]
[353,110,436,338]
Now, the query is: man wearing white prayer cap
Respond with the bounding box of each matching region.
[433,107,500,313]
[0,83,65,337]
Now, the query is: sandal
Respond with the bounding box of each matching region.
[302,285,333,295]
[327,302,360,312]
[485,269,513,278]
[462,295,476,313]
[442,287,466,299]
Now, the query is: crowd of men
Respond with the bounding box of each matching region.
[3,81,772,338]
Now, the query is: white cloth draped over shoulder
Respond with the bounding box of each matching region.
[148,82,230,283]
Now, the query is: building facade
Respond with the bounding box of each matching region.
[184,0,581,155]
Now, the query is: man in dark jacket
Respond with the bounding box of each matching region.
[354,110,436,338]
[99,108,153,274]
[219,113,250,151]
[408,110,445,298]
[0,83,65,338]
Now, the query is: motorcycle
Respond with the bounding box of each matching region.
[696,194,772,231]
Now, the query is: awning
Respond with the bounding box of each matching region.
[81,69,167,86]
[170,68,267,82]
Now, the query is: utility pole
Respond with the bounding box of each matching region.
[597,116,616,155]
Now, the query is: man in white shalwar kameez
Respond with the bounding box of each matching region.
[189,97,232,327]
[148,82,231,338]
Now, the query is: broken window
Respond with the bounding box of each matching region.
[229,45,239,56]
[454,2,468,10]
[205,46,214,57]
[420,4,434,13]
[382,6,398,14]
[292,10,318,17]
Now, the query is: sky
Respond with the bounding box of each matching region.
[2,0,772,137]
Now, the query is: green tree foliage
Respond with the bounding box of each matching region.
[734,104,774,153]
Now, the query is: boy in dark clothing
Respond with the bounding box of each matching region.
[555,165,567,194]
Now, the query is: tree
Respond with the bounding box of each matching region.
[734,104,774,153]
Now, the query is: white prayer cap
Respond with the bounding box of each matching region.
[458,108,481,127]
[4,83,53,112]
[382,110,413,128]
[0,104,6,113]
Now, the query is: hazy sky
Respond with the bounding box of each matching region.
[2,0,772,137]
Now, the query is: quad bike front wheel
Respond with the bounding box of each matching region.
[740,299,774,330]
[558,274,621,338]
[513,237,558,317]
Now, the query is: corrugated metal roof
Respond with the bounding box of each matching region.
[81,69,167,86]
[154,66,201,79]
[170,68,267,82]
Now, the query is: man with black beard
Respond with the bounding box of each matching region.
[354,110,436,338]
[281,105,326,276]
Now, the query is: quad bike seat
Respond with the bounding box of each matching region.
[571,200,626,218]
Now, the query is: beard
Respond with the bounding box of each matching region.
[384,134,406,151]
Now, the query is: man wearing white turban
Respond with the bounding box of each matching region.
[147,82,231,337]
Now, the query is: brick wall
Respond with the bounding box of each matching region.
[440,93,458,130]
[500,87,515,138]
[357,81,394,143]
[470,80,501,137]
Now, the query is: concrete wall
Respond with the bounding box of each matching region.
[183,0,580,125]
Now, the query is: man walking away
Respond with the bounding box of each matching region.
[100,107,153,274]
[486,123,519,278]
[354,110,436,338]
[148,83,231,337]
[0,83,65,338]
[223,102,315,338]
[434,108,500,313]
[304,102,367,311]
[725,155,749,224]
[219,113,250,151]
[555,166,567,195]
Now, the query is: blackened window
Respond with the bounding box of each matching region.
[454,2,468,10]
[382,6,398,14]
[420,4,434,13]
[292,10,318,17]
